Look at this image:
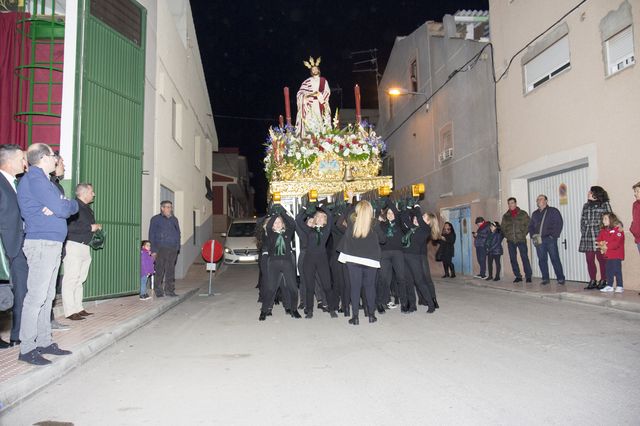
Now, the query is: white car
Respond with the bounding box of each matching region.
[222,219,259,264]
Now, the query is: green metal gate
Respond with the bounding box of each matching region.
[75,0,146,299]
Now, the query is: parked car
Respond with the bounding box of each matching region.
[223,219,259,264]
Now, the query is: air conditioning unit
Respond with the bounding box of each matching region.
[438,148,454,163]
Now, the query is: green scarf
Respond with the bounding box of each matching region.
[386,221,396,238]
[314,226,322,245]
[275,232,286,256]
[402,226,417,248]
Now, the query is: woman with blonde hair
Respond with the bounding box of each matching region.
[338,200,386,325]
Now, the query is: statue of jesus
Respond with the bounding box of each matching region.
[296,57,332,138]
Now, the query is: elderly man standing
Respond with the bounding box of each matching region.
[62,183,101,321]
[17,143,78,366]
[0,145,28,348]
[528,194,566,285]
[149,200,181,297]
[501,197,533,283]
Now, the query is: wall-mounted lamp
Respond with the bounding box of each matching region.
[387,87,427,96]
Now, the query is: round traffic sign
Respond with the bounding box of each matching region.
[201,240,223,263]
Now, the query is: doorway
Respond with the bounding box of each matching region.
[446,206,473,276]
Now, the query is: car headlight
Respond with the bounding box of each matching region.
[224,247,234,254]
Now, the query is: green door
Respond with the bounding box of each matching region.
[74,0,146,299]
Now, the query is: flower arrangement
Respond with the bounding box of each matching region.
[264,120,386,181]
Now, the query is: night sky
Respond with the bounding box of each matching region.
[190,0,488,213]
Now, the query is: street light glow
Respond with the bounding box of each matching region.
[387,87,405,96]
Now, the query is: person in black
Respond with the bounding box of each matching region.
[255,216,268,304]
[296,203,338,319]
[331,201,351,316]
[438,221,456,278]
[260,204,301,321]
[62,183,101,320]
[401,204,437,314]
[337,200,386,325]
[376,198,407,314]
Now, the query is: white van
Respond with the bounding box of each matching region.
[222,219,259,264]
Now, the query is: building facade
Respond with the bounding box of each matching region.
[377,12,498,275]
[490,0,639,287]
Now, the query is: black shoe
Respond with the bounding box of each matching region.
[343,307,350,317]
[274,299,280,305]
[329,310,338,318]
[267,309,273,316]
[18,349,52,366]
[427,306,436,313]
[37,343,72,356]
[433,298,439,309]
[0,338,9,349]
[348,316,359,325]
[166,292,178,297]
[9,339,20,347]
[597,280,607,290]
[450,274,456,278]
[584,280,598,290]
[485,276,493,281]
[394,297,400,305]
[525,277,532,283]
[541,280,550,285]
[318,303,329,313]
[376,304,386,314]
[298,302,305,310]
[259,312,267,321]
[369,313,377,323]
[409,305,417,312]
[338,307,344,313]
[557,280,565,285]
[441,274,449,278]
[493,277,500,281]
[305,312,313,319]
[513,277,523,283]
[291,310,301,319]
[155,293,165,298]
[285,309,292,315]
[418,299,427,306]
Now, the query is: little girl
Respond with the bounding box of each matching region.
[485,222,504,281]
[597,213,625,293]
[140,240,155,300]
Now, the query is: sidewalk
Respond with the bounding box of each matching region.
[0,262,214,412]
[444,274,640,314]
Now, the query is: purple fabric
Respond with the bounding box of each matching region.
[141,249,155,276]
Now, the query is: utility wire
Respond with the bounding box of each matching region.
[213,114,276,122]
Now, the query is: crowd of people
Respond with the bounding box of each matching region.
[471,185,640,294]
[254,196,442,324]
[0,143,182,366]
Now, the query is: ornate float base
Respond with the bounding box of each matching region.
[269,176,393,199]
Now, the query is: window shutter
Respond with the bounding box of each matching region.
[525,36,570,89]
[608,26,634,67]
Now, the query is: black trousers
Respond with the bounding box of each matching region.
[297,250,327,308]
[405,254,435,310]
[488,254,501,278]
[330,251,350,309]
[442,258,455,276]
[377,250,406,305]
[304,252,336,312]
[10,251,29,341]
[262,257,298,313]
[155,247,178,295]
[421,256,437,299]
[257,253,269,303]
[347,263,377,317]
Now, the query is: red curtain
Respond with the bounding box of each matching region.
[0,12,30,150]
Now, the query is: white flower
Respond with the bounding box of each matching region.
[295,152,301,160]
[343,148,350,156]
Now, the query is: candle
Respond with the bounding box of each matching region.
[354,84,361,124]
[284,87,291,126]
[278,114,284,129]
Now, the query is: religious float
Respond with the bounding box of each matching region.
[264,57,394,213]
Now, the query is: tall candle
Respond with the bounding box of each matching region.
[278,114,284,129]
[284,87,291,126]
[354,84,362,124]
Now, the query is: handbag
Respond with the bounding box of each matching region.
[0,240,10,281]
[89,228,106,250]
[532,209,548,247]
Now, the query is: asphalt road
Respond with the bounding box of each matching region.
[3,264,640,425]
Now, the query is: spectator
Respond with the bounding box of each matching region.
[501,197,532,283]
[0,145,28,348]
[528,194,565,285]
[630,182,640,295]
[597,213,624,293]
[485,222,504,281]
[472,217,490,279]
[17,143,78,365]
[62,183,101,320]
[438,221,456,278]
[140,240,154,300]
[148,200,181,297]
[579,186,612,290]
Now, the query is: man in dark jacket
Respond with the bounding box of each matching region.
[473,217,490,279]
[62,183,101,320]
[149,200,181,297]
[501,197,532,283]
[0,145,28,348]
[528,194,565,285]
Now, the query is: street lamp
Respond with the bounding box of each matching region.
[387,87,426,96]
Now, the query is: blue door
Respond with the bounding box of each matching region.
[448,207,473,276]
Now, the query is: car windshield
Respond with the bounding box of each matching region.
[228,222,256,237]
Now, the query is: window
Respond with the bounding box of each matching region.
[410,59,418,92]
[606,26,635,76]
[524,36,570,93]
[194,135,202,170]
[438,122,454,163]
[171,99,182,146]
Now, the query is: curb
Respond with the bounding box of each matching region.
[0,285,201,413]
[454,278,640,314]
